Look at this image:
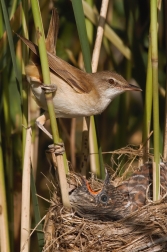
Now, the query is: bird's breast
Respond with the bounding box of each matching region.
[28,70,110,117]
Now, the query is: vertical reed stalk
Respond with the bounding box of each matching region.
[143,1,161,163]
[0,1,16,250]
[142,45,152,162]
[20,128,32,252]
[0,130,10,250]
[163,1,167,160]
[90,0,109,178]
[30,0,70,208]
[150,0,160,200]
[22,0,29,156]
[2,68,13,252]
[71,0,95,175]
[85,0,93,44]
[80,117,90,175]
[30,169,44,249]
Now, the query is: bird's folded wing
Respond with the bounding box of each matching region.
[17,34,92,94]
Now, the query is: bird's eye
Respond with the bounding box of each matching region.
[109,78,115,85]
[100,194,108,203]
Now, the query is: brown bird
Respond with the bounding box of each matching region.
[16,9,141,140]
[69,163,167,221]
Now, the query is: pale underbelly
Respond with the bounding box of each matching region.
[30,83,110,118]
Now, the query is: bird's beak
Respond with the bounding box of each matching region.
[128,83,142,91]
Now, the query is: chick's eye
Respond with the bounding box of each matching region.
[100,194,108,203]
[109,78,115,85]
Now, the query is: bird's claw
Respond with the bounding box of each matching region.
[41,84,57,94]
[46,143,65,155]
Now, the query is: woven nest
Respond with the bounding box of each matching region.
[43,176,167,252]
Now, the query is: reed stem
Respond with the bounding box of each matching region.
[150,0,160,201]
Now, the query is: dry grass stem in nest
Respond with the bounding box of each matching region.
[103,144,153,182]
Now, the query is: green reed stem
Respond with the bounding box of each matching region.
[150,0,160,200]
[30,0,70,207]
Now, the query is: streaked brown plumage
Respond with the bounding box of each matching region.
[69,163,167,221]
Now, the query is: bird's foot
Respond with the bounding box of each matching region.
[41,84,57,94]
[46,142,65,155]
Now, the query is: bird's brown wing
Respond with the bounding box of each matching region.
[17,34,92,94]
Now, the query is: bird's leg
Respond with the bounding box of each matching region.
[36,112,65,155]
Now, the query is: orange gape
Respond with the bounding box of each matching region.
[69,163,167,221]
[85,180,101,195]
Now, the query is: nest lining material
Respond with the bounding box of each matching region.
[43,184,167,251]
